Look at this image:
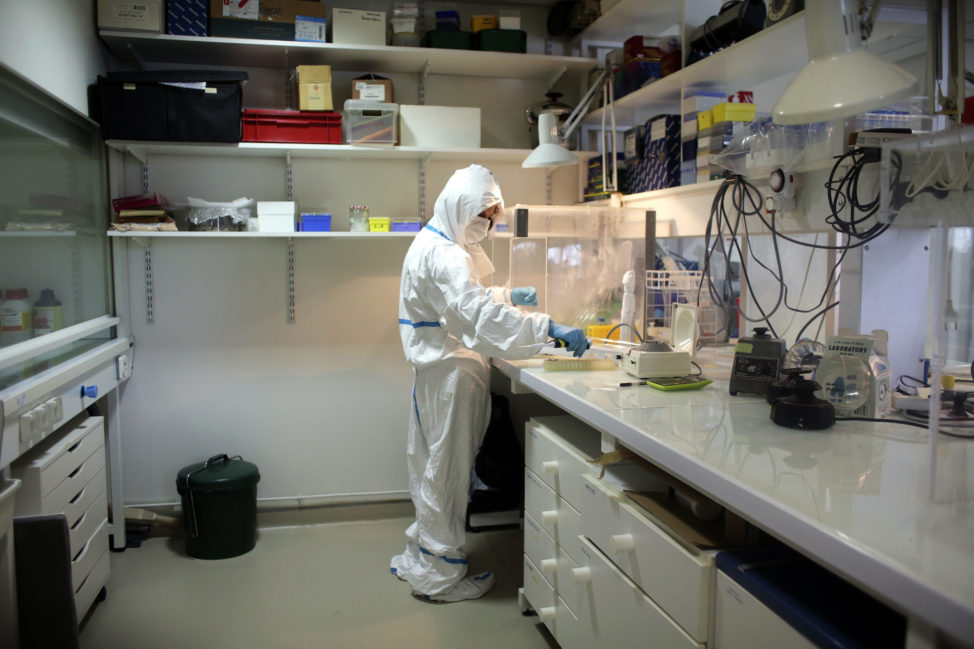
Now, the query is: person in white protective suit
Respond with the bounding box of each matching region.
[391,164,589,602]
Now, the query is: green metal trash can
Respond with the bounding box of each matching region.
[176,454,260,560]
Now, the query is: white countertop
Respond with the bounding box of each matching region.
[494,355,974,645]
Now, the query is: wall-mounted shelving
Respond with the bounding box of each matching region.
[107,230,419,239]
[105,140,597,165]
[98,30,597,87]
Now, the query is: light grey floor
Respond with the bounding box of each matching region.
[79,515,556,649]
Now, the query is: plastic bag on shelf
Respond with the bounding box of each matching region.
[712,118,834,178]
[177,196,255,232]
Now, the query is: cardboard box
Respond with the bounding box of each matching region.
[712,102,757,123]
[471,15,498,32]
[168,0,208,36]
[399,105,480,148]
[296,65,333,110]
[645,114,681,191]
[352,75,394,102]
[99,0,164,32]
[209,0,326,40]
[331,8,386,45]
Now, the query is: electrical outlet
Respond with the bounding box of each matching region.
[116,355,132,381]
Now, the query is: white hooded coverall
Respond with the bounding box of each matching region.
[391,165,550,598]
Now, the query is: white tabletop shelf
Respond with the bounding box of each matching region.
[493,355,974,644]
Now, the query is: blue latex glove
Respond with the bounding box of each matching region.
[548,321,589,358]
[511,286,538,306]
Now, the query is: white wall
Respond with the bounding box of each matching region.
[0,0,106,114]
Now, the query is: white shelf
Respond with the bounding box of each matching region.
[573,0,683,44]
[584,13,809,125]
[105,140,598,165]
[108,230,419,238]
[98,31,597,86]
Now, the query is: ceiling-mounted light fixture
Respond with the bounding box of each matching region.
[771,0,917,124]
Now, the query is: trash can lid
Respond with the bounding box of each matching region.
[177,454,260,491]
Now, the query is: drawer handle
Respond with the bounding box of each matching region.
[73,536,91,562]
[537,606,557,623]
[69,486,87,505]
[610,533,635,554]
[71,511,87,530]
[570,567,592,585]
[540,559,558,574]
[68,440,83,453]
[541,461,559,475]
[540,510,558,526]
[68,465,84,479]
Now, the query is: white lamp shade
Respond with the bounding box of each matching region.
[522,112,579,168]
[771,0,916,125]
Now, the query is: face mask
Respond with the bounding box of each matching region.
[464,217,490,244]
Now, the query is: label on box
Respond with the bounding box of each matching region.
[295,15,326,41]
[355,81,387,101]
[223,0,258,20]
[111,1,155,23]
[651,119,667,141]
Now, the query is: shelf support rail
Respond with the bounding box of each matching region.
[419,59,431,105]
[287,237,295,324]
[144,239,154,325]
[286,150,293,200]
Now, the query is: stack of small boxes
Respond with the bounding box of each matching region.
[584,154,626,201]
[626,114,680,194]
[681,90,725,186]
[616,36,681,98]
[696,95,757,183]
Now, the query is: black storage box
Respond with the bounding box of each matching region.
[93,70,248,142]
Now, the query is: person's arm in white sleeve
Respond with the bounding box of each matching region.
[431,254,549,359]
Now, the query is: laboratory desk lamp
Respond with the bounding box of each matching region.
[523,67,613,169]
[771,0,916,124]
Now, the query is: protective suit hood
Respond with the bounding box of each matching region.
[428,165,503,277]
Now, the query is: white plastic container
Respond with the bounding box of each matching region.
[399,105,481,148]
[0,288,32,345]
[256,201,295,233]
[33,288,63,336]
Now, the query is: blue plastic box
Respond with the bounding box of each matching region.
[390,218,422,232]
[299,213,332,231]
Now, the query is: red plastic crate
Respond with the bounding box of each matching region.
[241,109,341,144]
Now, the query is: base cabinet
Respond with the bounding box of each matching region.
[12,417,110,622]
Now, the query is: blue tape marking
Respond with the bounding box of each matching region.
[399,318,440,328]
[425,223,451,241]
[419,546,468,565]
[473,572,492,581]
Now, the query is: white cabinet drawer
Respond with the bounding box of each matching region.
[570,536,702,649]
[42,450,105,517]
[526,416,665,511]
[13,418,104,511]
[68,490,107,559]
[526,416,603,506]
[714,570,817,649]
[523,512,557,579]
[523,553,555,614]
[55,466,106,526]
[72,517,108,589]
[74,547,109,620]
[581,473,713,643]
[525,469,581,550]
[524,468,558,533]
[523,554,582,646]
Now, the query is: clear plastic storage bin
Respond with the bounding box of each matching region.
[343,100,399,144]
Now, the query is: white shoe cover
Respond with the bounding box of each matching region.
[417,571,495,603]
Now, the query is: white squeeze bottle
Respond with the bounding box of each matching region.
[33,288,63,336]
[0,288,32,345]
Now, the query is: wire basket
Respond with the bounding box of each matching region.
[645,269,702,331]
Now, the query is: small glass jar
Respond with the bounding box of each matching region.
[349,205,369,232]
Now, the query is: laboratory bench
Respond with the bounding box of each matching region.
[493,352,974,647]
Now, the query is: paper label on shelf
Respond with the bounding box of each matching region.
[355,82,387,101]
[224,0,258,20]
[295,15,326,42]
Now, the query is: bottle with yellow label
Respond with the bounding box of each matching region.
[33,288,63,337]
